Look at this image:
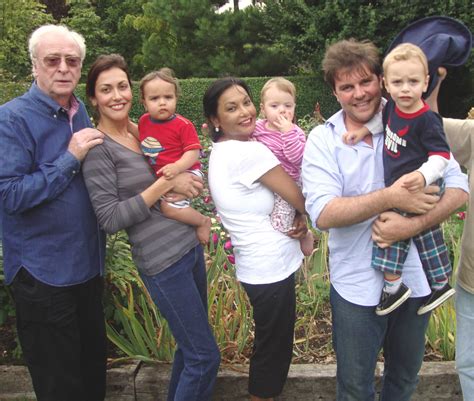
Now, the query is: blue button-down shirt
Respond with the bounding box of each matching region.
[0,83,105,286]
[302,109,469,306]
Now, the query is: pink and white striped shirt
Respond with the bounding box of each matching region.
[252,119,306,181]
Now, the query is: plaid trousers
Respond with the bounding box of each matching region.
[372,178,451,286]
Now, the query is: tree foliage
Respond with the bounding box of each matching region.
[0,0,53,80]
[0,0,472,116]
[61,0,111,76]
[205,6,293,77]
[131,0,217,77]
[39,0,69,20]
[258,0,473,115]
[260,0,473,74]
[94,0,147,77]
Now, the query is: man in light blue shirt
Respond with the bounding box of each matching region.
[302,39,468,401]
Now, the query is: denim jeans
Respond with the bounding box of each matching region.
[330,285,430,401]
[456,283,474,400]
[140,245,220,401]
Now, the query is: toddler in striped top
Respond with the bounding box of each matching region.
[253,77,314,256]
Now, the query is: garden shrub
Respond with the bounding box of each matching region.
[0,75,339,127]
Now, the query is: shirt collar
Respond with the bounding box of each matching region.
[326,107,383,138]
[149,114,177,124]
[29,82,79,116]
[325,109,345,136]
[68,95,80,121]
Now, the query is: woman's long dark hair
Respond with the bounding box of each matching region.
[203,77,253,142]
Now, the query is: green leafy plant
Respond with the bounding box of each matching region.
[106,277,175,363]
[0,247,16,326]
[103,231,175,363]
[425,209,466,360]
[206,239,253,362]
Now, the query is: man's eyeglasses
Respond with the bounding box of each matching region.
[40,55,82,68]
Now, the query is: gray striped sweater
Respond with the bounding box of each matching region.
[82,134,198,276]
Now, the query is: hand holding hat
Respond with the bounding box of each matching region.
[386,16,472,97]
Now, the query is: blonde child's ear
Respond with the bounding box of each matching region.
[423,74,430,93]
[382,76,391,94]
[259,103,265,118]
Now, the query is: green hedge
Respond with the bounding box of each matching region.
[0,76,339,127]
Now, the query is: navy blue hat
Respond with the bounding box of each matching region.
[386,16,472,97]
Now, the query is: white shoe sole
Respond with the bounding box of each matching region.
[417,288,456,315]
[375,287,412,316]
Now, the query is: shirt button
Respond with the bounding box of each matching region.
[72,170,77,175]
[53,114,57,118]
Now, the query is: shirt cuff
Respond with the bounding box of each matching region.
[57,151,81,177]
[444,157,469,193]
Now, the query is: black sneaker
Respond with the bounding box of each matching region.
[375,283,412,316]
[417,283,456,315]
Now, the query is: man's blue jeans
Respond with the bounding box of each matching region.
[330,285,430,401]
[140,245,220,401]
[456,283,474,400]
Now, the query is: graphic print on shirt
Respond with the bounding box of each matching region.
[384,117,408,158]
[141,136,165,165]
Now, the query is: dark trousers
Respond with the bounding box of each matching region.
[11,268,107,401]
[241,273,296,398]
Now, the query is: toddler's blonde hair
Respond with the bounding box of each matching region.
[260,77,296,103]
[383,43,429,76]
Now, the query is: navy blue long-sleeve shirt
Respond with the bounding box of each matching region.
[382,99,450,187]
[0,83,105,286]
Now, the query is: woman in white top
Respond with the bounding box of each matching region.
[204,77,308,401]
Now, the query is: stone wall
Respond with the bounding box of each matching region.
[0,362,462,400]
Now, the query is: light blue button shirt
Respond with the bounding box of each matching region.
[302,109,469,306]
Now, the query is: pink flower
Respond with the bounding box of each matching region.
[457,211,466,220]
[201,123,209,137]
[223,263,228,271]
[211,232,218,245]
[227,254,235,264]
[203,196,211,204]
[224,240,232,251]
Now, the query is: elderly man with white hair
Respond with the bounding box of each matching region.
[0,25,106,401]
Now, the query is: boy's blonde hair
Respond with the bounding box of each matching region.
[383,43,429,76]
[260,77,296,103]
[139,67,181,99]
